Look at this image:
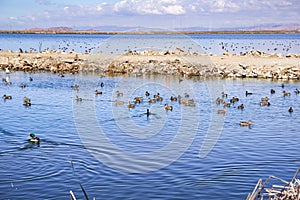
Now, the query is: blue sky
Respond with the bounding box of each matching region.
[0,0,299,30]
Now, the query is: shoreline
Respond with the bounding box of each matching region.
[0,30,299,35]
[0,49,299,80]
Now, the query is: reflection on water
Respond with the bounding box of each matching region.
[0,71,300,199]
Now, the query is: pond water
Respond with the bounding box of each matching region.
[0,33,299,55]
[0,71,300,199]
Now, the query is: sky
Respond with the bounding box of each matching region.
[0,0,299,30]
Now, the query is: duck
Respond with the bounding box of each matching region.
[237,104,244,109]
[283,91,291,97]
[75,96,82,101]
[23,97,31,106]
[186,102,196,107]
[270,89,275,94]
[100,82,104,88]
[245,91,253,96]
[221,92,228,98]
[2,94,12,99]
[261,97,269,102]
[134,97,143,104]
[217,108,226,114]
[154,93,160,99]
[260,101,270,106]
[156,96,163,102]
[29,77,33,82]
[165,104,173,111]
[216,97,223,105]
[127,101,135,109]
[288,107,294,113]
[5,81,12,85]
[71,84,79,90]
[145,91,150,96]
[114,100,124,105]
[28,133,40,143]
[295,89,300,95]
[223,102,230,107]
[116,91,123,97]
[240,120,252,126]
[148,98,156,103]
[170,96,177,101]
[20,83,26,88]
[179,98,189,105]
[95,90,102,95]
[230,96,239,104]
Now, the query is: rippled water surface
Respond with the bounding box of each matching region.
[0,71,300,199]
[0,33,299,54]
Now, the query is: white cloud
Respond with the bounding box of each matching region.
[113,0,186,15]
[9,16,17,20]
[3,0,299,30]
[162,5,185,15]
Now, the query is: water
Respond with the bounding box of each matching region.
[0,71,300,199]
[0,33,300,199]
[0,33,300,54]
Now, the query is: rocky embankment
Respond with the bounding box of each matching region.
[0,49,300,79]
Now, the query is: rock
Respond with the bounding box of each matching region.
[0,57,9,65]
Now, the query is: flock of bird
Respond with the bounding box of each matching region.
[73,81,197,117]
[215,83,298,127]
[2,67,299,142]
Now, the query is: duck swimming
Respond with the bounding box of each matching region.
[28,133,40,143]
[270,89,275,94]
[283,91,291,97]
[170,96,177,101]
[238,104,244,109]
[75,96,82,101]
[245,91,253,96]
[240,120,252,126]
[23,97,31,106]
[288,107,294,113]
[114,100,124,105]
[128,101,135,109]
[217,108,226,115]
[165,104,173,111]
[148,98,156,103]
[2,94,12,99]
[95,90,102,95]
[71,84,79,90]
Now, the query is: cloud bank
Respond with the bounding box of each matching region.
[1,0,299,30]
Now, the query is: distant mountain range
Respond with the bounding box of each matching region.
[1,23,299,34]
[75,23,300,32]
